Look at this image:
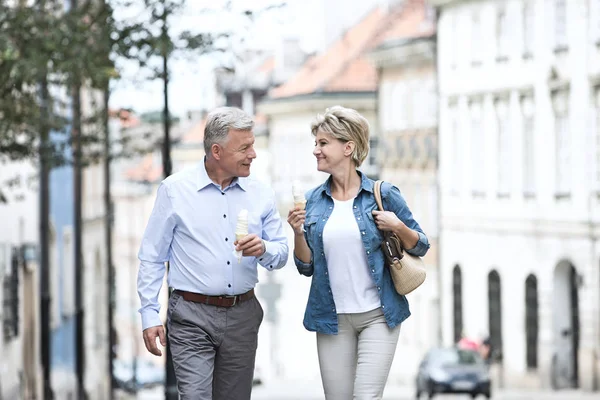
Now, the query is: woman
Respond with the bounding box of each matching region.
[287,106,430,400]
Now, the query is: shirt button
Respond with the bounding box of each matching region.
[322,218,325,221]
[225,237,228,241]
[223,214,226,218]
[259,258,263,261]
[362,231,366,235]
[354,206,357,209]
[325,271,328,275]
[371,269,375,273]
[367,251,370,254]
[329,206,332,209]
[377,286,381,291]
[382,305,385,309]
[332,308,335,312]
[321,252,324,256]
[221,192,225,195]
[228,284,231,288]
[269,265,273,269]
[357,217,361,220]
[227,261,230,265]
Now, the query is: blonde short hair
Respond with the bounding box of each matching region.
[311,106,370,167]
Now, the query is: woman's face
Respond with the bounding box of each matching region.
[313,129,351,173]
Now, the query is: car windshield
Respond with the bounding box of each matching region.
[431,349,482,366]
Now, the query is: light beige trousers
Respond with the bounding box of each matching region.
[316,307,401,400]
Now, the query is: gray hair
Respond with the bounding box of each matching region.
[311,106,370,167]
[204,107,254,156]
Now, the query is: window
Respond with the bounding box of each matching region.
[553,92,570,196]
[3,247,20,341]
[525,274,539,369]
[488,270,503,363]
[470,101,485,196]
[450,16,458,69]
[472,12,483,65]
[62,228,75,317]
[380,82,393,131]
[496,100,511,196]
[554,0,567,49]
[496,8,509,60]
[594,88,600,191]
[522,97,536,196]
[594,0,600,41]
[450,107,461,194]
[523,0,534,56]
[452,266,463,343]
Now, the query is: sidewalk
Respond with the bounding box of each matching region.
[250,379,413,400]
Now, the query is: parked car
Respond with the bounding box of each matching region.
[113,358,165,393]
[416,347,491,399]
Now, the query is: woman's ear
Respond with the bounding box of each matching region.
[344,141,355,157]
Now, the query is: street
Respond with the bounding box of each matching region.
[121,383,600,400]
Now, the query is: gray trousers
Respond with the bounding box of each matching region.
[167,290,264,400]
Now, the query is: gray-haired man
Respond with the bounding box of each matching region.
[137,107,289,399]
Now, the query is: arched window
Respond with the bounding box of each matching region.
[525,274,538,369]
[488,270,503,362]
[453,265,463,343]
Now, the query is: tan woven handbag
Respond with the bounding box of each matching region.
[374,180,426,296]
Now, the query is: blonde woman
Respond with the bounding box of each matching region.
[287,106,429,399]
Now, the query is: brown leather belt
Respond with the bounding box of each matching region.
[173,289,255,308]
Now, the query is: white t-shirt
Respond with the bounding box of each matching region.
[322,198,381,314]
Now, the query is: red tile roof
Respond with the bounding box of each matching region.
[270,0,434,99]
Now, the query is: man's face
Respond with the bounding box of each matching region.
[216,129,256,178]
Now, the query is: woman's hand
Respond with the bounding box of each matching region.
[372,210,404,232]
[287,208,306,236]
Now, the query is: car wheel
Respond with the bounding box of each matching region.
[471,393,478,399]
[427,390,435,399]
[484,390,492,399]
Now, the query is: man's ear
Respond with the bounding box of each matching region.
[344,141,356,157]
[211,144,222,160]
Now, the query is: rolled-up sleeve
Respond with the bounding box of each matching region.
[384,184,430,257]
[258,192,289,270]
[137,182,175,331]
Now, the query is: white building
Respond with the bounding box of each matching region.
[257,1,441,386]
[367,0,439,384]
[0,161,42,400]
[433,0,600,391]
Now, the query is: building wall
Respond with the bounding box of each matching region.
[82,160,111,399]
[376,54,440,384]
[0,160,39,398]
[436,0,600,391]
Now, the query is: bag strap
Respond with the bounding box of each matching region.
[374,180,385,212]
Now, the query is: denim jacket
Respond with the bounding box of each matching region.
[294,172,430,335]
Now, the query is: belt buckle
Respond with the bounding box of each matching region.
[225,295,237,306]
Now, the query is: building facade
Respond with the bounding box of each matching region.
[368,0,439,384]
[434,0,600,391]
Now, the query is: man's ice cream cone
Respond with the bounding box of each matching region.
[234,210,248,263]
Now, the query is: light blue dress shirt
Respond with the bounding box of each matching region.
[137,161,289,330]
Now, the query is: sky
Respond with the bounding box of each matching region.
[108,0,324,116]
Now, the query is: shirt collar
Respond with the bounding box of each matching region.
[197,159,248,192]
[319,170,374,197]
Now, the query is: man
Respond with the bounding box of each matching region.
[137,107,289,399]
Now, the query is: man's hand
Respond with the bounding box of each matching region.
[143,325,166,357]
[235,234,266,257]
